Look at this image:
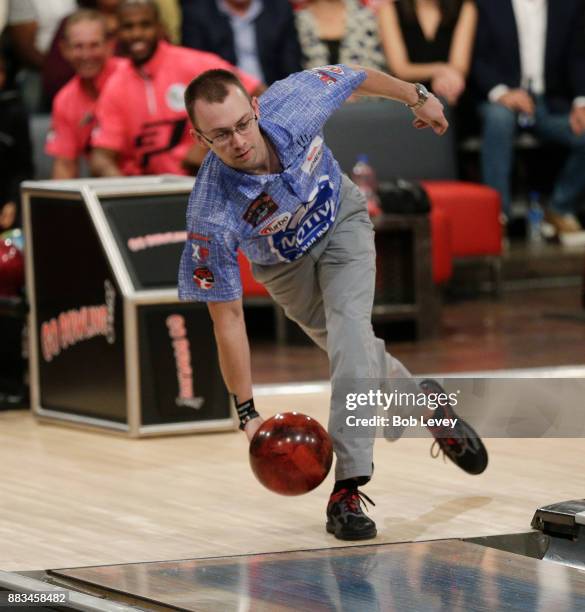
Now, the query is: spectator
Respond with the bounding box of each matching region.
[78,0,120,31]
[6,0,76,111]
[378,0,477,106]
[0,53,33,230]
[90,0,262,177]
[1,1,7,33]
[181,0,302,85]
[45,10,125,179]
[154,0,181,44]
[295,0,386,71]
[43,0,121,109]
[44,1,177,108]
[472,0,585,234]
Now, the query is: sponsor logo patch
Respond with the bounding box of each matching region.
[191,244,209,262]
[318,65,345,75]
[166,83,187,112]
[308,68,337,86]
[193,266,215,290]
[301,136,324,175]
[270,177,336,260]
[243,193,278,227]
[259,212,292,236]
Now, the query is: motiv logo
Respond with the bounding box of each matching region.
[166,314,204,410]
[41,280,116,362]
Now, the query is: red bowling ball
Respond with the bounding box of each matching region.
[0,238,25,297]
[249,412,333,496]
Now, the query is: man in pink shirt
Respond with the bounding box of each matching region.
[90,0,263,177]
[46,9,126,179]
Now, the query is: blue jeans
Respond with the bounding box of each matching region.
[480,97,585,215]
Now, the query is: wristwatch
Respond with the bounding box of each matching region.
[407,83,430,111]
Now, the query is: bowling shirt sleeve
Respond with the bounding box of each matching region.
[262,65,367,140]
[178,222,242,303]
[45,94,79,160]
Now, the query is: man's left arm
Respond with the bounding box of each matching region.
[53,157,79,180]
[350,65,449,135]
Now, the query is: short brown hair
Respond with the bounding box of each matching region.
[64,9,108,41]
[184,69,251,126]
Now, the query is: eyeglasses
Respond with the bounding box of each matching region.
[196,112,258,146]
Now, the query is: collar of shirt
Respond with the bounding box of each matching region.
[511,0,547,93]
[513,0,546,7]
[73,57,122,101]
[216,0,263,24]
[135,39,171,79]
[211,116,296,205]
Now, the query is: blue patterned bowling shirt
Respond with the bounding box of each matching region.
[178,65,367,302]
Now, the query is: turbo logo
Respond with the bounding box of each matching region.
[270,177,336,261]
[259,212,292,236]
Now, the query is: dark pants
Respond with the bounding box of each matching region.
[480,96,585,215]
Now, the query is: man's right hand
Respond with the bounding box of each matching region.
[412,94,449,135]
[497,88,535,115]
[245,416,264,442]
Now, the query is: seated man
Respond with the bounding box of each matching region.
[46,9,125,179]
[0,51,33,229]
[472,0,585,235]
[6,0,76,112]
[181,0,302,85]
[90,0,263,177]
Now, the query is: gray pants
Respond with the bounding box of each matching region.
[253,175,415,481]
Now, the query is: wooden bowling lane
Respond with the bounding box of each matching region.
[50,540,585,612]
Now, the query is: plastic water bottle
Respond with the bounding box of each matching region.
[351,154,381,217]
[527,191,544,245]
[517,110,535,129]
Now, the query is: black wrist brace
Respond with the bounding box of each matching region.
[234,396,260,431]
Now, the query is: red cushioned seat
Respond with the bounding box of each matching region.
[238,251,269,297]
[422,181,503,257]
[430,207,453,284]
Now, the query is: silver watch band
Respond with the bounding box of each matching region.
[408,83,429,111]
